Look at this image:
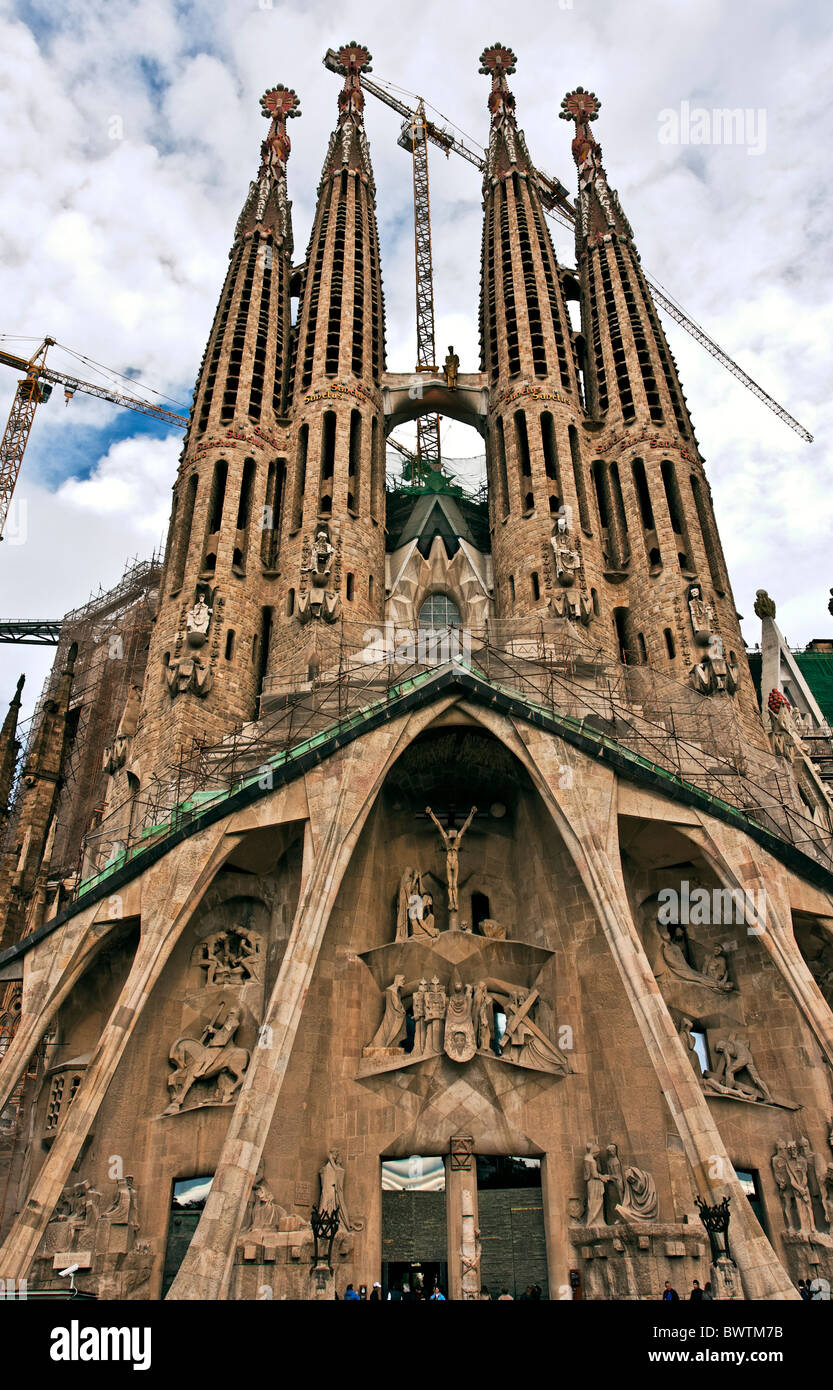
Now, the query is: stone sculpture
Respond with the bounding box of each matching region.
[785,1140,816,1236]
[604,1142,625,1221]
[771,1139,794,1228]
[318,1149,363,1233]
[473,980,495,1053]
[657,920,735,993]
[614,1167,658,1224]
[425,976,448,1052]
[425,805,477,914]
[444,970,477,1062]
[704,1033,772,1104]
[395,866,424,941]
[687,583,714,646]
[243,1173,307,1234]
[583,1143,615,1226]
[367,974,408,1051]
[164,1002,249,1114]
[298,526,341,624]
[194,927,264,986]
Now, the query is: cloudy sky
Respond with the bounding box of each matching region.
[1,0,831,723]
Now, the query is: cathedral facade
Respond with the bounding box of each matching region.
[1,41,833,1301]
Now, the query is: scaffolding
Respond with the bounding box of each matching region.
[74,617,833,899]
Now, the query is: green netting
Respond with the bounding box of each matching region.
[794,653,833,725]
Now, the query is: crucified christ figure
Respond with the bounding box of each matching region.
[425,806,477,913]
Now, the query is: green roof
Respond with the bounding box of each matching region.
[794,652,833,724]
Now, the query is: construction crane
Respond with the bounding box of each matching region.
[352,70,813,444]
[0,337,189,541]
[397,101,442,471]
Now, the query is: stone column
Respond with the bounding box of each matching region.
[444,1137,478,1302]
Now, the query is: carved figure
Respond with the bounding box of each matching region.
[689,633,739,697]
[424,976,447,1052]
[318,1148,363,1233]
[771,1140,795,1229]
[368,974,408,1050]
[604,1143,625,1219]
[166,652,214,699]
[103,1175,140,1233]
[706,1033,772,1103]
[444,970,477,1062]
[786,1141,816,1236]
[425,805,477,913]
[704,945,734,992]
[583,1143,615,1226]
[195,927,263,986]
[614,1166,659,1224]
[413,892,438,938]
[444,345,459,390]
[687,583,713,646]
[164,1003,249,1113]
[186,595,212,646]
[499,988,569,1072]
[658,922,733,992]
[473,980,494,1053]
[412,979,428,1055]
[480,918,507,940]
[552,540,582,587]
[395,867,423,941]
[822,1163,833,1227]
[243,1174,307,1234]
[298,526,341,624]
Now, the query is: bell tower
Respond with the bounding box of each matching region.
[135,84,301,767]
[478,46,601,631]
[266,41,387,668]
[559,87,751,707]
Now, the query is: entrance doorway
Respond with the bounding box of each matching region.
[383,1260,449,1300]
[476,1156,548,1299]
[161,1175,213,1298]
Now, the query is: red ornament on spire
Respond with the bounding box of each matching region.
[560,87,602,167]
[479,43,517,125]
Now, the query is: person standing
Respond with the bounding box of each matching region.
[498,1287,514,1300]
[689,1280,704,1301]
[344,1283,360,1301]
[662,1281,679,1301]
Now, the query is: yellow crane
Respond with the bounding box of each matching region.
[0,337,189,540]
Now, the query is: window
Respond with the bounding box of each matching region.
[471,892,490,933]
[225,630,235,661]
[418,594,461,629]
[689,1027,710,1073]
[346,572,355,602]
[531,571,540,601]
[163,1176,214,1298]
[664,628,676,659]
[734,1167,767,1235]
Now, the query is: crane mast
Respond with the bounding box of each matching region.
[398,102,442,472]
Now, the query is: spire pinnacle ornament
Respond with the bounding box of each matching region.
[332,41,372,126]
[258,84,301,178]
[559,87,601,168]
[479,43,517,125]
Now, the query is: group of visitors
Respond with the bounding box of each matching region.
[341,1281,545,1300]
[661,1279,713,1300]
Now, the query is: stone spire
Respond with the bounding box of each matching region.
[478,45,588,624]
[186,84,300,445]
[266,40,388,662]
[556,88,752,714]
[559,86,693,442]
[0,649,76,950]
[0,675,24,827]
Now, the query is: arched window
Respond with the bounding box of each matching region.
[418,593,462,629]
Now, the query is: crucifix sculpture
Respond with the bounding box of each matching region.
[425,806,476,923]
